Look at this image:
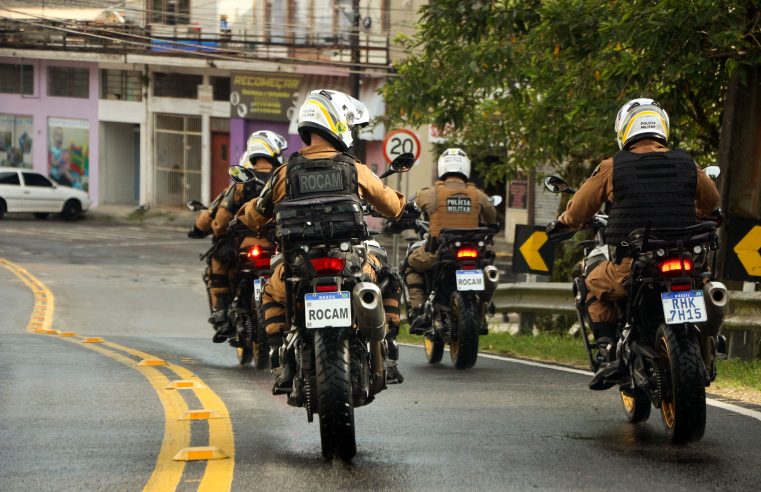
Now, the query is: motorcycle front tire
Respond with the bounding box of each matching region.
[314,328,356,460]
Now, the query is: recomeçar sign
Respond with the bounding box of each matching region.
[229,72,302,122]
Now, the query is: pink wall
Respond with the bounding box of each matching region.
[0,58,100,205]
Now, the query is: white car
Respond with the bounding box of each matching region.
[0,167,91,220]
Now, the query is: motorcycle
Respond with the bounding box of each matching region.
[186,200,274,368]
[390,199,502,369]
[544,171,727,443]
[228,152,414,460]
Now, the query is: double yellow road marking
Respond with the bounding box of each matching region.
[0,258,235,492]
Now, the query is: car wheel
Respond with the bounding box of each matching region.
[34,213,50,220]
[61,199,82,221]
[0,199,6,219]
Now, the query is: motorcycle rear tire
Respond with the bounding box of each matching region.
[315,329,356,461]
[620,388,651,423]
[424,335,444,364]
[656,323,706,444]
[253,308,269,370]
[450,291,480,369]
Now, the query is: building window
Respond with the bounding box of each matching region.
[153,72,203,98]
[0,114,34,168]
[100,70,143,101]
[149,0,190,25]
[211,76,230,101]
[0,64,34,95]
[48,67,90,98]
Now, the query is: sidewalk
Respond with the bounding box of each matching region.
[85,204,196,231]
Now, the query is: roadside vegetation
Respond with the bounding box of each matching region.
[398,326,761,401]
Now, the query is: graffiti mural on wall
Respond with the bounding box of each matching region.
[48,117,89,191]
[0,114,33,168]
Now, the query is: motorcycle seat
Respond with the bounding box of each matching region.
[627,222,717,251]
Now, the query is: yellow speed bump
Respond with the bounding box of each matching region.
[81,337,105,343]
[59,331,78,337]
[173,446,228,461]
[138,358,168,367]
[179,409,222,421]
[166,380,204,390]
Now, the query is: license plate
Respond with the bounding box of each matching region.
[304,291,352,328]
[455,269,484,291]
[253,279,262,303]
[661,290,708,325]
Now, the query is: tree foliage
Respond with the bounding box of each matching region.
[383,0,761,184]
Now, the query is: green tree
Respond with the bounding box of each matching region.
[384,0,761,187]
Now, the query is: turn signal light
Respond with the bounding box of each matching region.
[456,247,479,259]
[247,245,262,258]
[659,258,693,276]
[310,257,346,275]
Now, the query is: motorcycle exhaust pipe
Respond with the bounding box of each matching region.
[483,265,500,300]
[702,281,728,337]
[352,282,386,342]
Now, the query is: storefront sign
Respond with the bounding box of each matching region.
[48,117,89,191]
[230,72,302,122]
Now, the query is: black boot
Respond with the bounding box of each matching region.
[268,332,283,370]
[272,343,296,395]
[588,322,623,391]
[384,326,404,384]
[209,294,233,343]
[408,306,427,335]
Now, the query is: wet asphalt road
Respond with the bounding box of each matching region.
[1,217,760,491]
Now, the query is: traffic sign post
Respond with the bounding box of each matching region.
[725,217,761,281]
[512,225,554,275]
[383,129,421,164]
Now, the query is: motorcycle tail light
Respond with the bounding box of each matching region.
[671,282,692,291]
[310,257,346,275]
[456,247,478,259]
[252,256,271,270]
[659,257,693,276]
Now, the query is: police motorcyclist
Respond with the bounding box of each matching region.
[188,130,287,342]
[546,98,720,390]
[235,89,407,389]
[403,148,498,331]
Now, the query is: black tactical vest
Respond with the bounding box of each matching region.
[284,152,360,201]
[606,150,697,245]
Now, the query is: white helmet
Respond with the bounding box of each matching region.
[437,148,471,179]
[297,89,370,151]
[246,130,288,165]
[615,98,670,150]
[238,150,255,169]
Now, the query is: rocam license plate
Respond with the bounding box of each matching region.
[661,290,708,325]
[455,269,485,291]
[253,279,263,304]
[304,291,352,329]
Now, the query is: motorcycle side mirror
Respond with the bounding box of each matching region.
[544,176,576,194]
[489,195,503,207]
[704,165,720,181]
[228,165,256,184]
[186,200,207,212]
[379,152,415,179]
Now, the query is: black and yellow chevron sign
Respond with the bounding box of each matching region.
[512,225,555,275]
[725,217,761,281]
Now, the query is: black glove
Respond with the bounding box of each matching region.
[187,225,208,239]
[228,216,249,234]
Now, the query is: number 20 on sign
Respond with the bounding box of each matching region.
[383,129,421,163]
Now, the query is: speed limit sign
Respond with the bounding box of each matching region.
[383,129,421,163]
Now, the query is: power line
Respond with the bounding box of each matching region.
[0,12,393,74]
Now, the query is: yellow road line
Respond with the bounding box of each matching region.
[0,258,235,492]
[103,342,235,492]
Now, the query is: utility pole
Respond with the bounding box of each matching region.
[347,0,364,160]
